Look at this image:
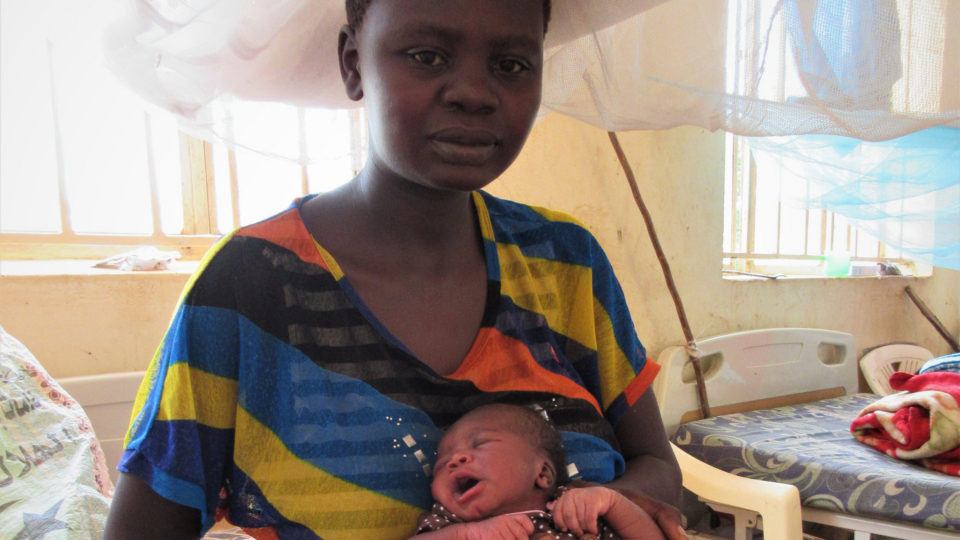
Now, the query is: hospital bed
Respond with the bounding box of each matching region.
[656,328,960,539]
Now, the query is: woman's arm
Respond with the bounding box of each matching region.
[604,388,686,539]
[104,473,201,540]
[608,388,681,506]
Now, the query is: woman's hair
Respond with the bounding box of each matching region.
[345,0,552,34]
[463,403,569,486]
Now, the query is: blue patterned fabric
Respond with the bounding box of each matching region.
[919,353,960,375]
[672,394,960,532]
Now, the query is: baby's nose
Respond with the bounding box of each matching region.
[447,453,470,468]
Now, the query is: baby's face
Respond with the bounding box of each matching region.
[431,409,549,521]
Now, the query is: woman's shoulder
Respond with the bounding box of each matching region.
[478,191,604,260]
[185,198,333,294]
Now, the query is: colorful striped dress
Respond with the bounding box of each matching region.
[119,190,658,539]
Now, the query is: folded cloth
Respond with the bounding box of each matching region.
[919,352,960,375]
[851,371,960,476]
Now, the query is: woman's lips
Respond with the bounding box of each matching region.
[429,128,500,166]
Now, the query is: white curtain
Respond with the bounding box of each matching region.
[102,0,958,144]
[16,0,960,266]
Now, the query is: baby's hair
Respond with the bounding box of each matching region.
[462,403,569,486]
[345,0,553,34]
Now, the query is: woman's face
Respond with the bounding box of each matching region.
[341,0,545,193]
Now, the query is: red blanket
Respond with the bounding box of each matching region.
[850,371,960,476]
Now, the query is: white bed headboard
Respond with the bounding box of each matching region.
[654,328,856,437]
[59,371,145,483]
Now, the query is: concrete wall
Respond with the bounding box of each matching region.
[1,114,958,379]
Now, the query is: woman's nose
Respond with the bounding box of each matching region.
[441,65,498,114]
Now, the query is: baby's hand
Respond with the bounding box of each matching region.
[456,513,534,540]
[548,486,618,537]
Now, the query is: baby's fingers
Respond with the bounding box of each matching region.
[553,495,586,536]
[579,502,600,536]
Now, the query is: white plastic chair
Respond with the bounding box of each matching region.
[859,344,934,395]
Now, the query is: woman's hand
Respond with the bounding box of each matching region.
[613,485,685,540]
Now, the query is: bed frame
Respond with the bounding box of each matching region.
[655,328,956,540]
[58,369,804,539]
[59,371,144,485]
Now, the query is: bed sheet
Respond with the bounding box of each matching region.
[672,393,960,532]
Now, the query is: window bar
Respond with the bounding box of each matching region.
[220,107,241,231]
[747,0,762,94]
[727,134,740,258]
[46,39,73,236]
[774,7,786,258]
[775,173,782,256]
[746,149,759,272]
[729,0,744,95]
[349,108,366,175]
[179,135,218,235]
[143,113,164,238]
[903,0,914,110]
[226,149,241,231]
[297,107,311,196]
[825,212,834,253]
[743,0,761,272]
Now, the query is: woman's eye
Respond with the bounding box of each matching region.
[494,59,529,74]
[410,50,446,67]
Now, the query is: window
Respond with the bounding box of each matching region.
[0,2,364,262]
[721,0,929,279]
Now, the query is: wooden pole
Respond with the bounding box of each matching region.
[905,286,960,352]
[607,132,711,419]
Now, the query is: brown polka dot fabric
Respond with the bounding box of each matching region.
[415,491,621,539]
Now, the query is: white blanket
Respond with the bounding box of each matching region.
[0,326,113,539]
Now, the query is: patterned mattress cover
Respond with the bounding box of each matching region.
[672,393,960,532]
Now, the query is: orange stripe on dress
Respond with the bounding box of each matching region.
[238,207,329,271]
[623,359,660,407]
[450,327,602,415]
[241,527,280,540]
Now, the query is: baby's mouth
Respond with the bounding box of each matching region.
[454,476,481,502]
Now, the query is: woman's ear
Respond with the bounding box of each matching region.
[535,460,557,490]
[338,24,363,101]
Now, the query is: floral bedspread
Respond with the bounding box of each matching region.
[672,393,960,532]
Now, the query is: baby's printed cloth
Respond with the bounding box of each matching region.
[415,498,620,539]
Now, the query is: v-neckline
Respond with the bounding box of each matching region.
[296,190,501,378]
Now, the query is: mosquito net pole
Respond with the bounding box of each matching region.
[607,131,711,420]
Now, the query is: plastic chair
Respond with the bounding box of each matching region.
[859,344,934,395]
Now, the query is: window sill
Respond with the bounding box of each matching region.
[722,272,928,282]
[0,259,200,277]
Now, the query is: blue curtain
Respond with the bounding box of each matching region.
[748,126,960,269]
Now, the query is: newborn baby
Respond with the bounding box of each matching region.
[414,404,665,539]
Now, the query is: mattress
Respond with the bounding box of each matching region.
[672,393,960,532]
